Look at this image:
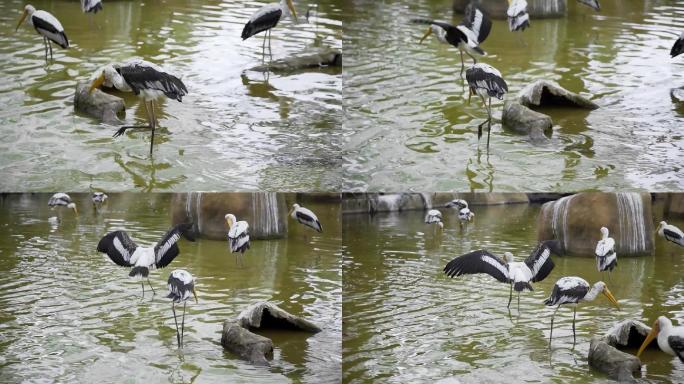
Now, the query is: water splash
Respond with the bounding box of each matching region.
[185,192,203,234]
[419,193,432,210]
[616,192,647,255]
[547,194,575,251]
[252,192,280,237]
[376,194,403,212]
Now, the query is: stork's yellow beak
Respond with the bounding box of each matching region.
[192,287,198,303]
[89,73,105,94]
[72,206,79,216]
[602,288,620,310]
[15,10,28,32]
[419,27,432,44]
[225,218,233,228]
[287,0,298,22]
[637,320,659,358]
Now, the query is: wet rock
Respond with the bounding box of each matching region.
[502,101,553,141]
[537,192,655,256]
[604,319,652,349]
[221,321,274,366]
[237,301,322,333]
[517,80,599,110]
[249,47,341,73]
[452,0,565,19]
[588,337,641,382]
[170,193,288,241]
[74,81,125,124]
[665,193,684,218]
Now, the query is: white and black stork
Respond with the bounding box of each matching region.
[290,203,322,233]
[425,209,444,230]
[595,227,617,279]
[91,192,108,212]
[577,0,600,11]
[413,2,492,78]
[443,241,557,311]
[544,276,619,346]
[167,269,197,348]
[637,316,684,363]
[96,223,196,298]
[81,0,103,14]
[446,199,475,226]
[507,0,530,32]
[48,192,78,216]
[15,5,69,64]
[89,59,188,156]
[242,0,298,60]
[466,63,508,148]
[672,33,684,59]
[658,221,684,248]
[225,213,250,265]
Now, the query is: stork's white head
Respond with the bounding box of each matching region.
[225,213,236,228]
[437,221,444,229]
[89,65,119,94]
[600,227,609,239]
[281,0,298,22]
[594,281,619,309]
[638,316,673,357]
[656,221,667,234]
[67,202,78,216]
[289,203,300,217]
[16,5,35,31]
[503,252,514,263]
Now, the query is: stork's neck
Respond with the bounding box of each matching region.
[583,284,603,302]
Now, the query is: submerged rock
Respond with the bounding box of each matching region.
[250,47,341,73]
[74,81,125,124]
[221,321,274,366]
[588,337,641,382]
[517,80,599,110]
[237,301,322,333]
[502,100,553,141]
[452,0,565,19]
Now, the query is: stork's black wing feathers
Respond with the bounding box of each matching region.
[672,38,684,58]
[544,280,588,306]
[664,228,683,241]
[524,241,556,282]
[466,66,508,99]
[154,223,195,268]
[242,8,282,40]
[443,249,510,283]
[97,231,138,267]
[32,16,69,49]
[461,2,492,43]
[668,336,684,362]
[118,65,188,101]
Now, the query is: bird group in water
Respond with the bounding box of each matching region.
[46,192,323,348]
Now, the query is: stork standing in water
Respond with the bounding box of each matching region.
[544,276,619,346]
[637,316,684,362]
[290,204,322,233]
[225,213,250,265]
[657,221,684,248]
[466,63,508,148]
[577,0,600,11]
[445,199,474,226]
[443,241,557,311]
[167,269,197,348]
[96,223,195,298]
[242,0,298,61]
[48,193,78,217]
[88,59,188,156]
[507,0,530,32]
[595,227,617,281]
[672,33,684,58]
[92,192,108,212]
[15,5,69,64]
[413,2,492,78]
[81,0,103,14]
[425,209,444,232]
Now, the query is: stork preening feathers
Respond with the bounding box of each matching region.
[672,33,684,59]
[15,5,69,64]
[466,64,508,148]
[413,2,492,78]
[290,203,322,233]
[443,241,557,311]
[657,221,684,248]
[81,0,103,14]
[167,269,197,348]
[88,59,188,156]
[638,316,684,363]
[242,0,298,60]
[48,193,78,216]
[595,227,617,278]
[96,223,195,298]
[225,213,250,265]
[544,276,619,346]
[425,209,444,230]
[507,0,530,32]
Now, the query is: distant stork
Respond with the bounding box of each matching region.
[96,223,195,298]
[544,276,619,346]
[413,2,492,77]
[92,192,108,209]
[466,63,508,148]
[658,221,684,247]
[425,209,444,230]
[637,316,684,362]
[507,0,530,32]
[672,33,684,58]
[167,269,197,348]
[48,193,78,216]
[290,203,322,232]
[225,213,250,265]
[242,0,298,60]
[81,0,103,14]
[444,241,556,311]
[595,227,617,279]
[88,59,188,156]
[576,0,600,11]
[445,199,474,226]
[15,5,69,63]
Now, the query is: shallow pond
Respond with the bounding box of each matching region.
[0,193,341,383]
[342,203,684,383]
[342,0,684,192]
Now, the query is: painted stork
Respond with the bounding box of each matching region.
[225,213,250,265]
[167,269,197,348]
[445,199,474,225]
[88,59,188,156]
[466,63,508,148]
[425,209,444,230]
[242,0,298,60]
[81,0,103,14]
[96,223,195,298]
[672,33,684,58]
[413,2,492,78]
[48,193,78,216]
[637,316,684,362]
[577,0,600,11]
[15,5,69,63]
[443,241,557,311]
[507,0,530,32]
[658,221,684,247]
[92,192,108,205]
[595,227,617,279]
[544,276,619,346]
[290,203,322,233]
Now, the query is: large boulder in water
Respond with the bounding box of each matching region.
[74,81,125,124]
[249,47,341,73]
[537,192,655,256]
[237,301,322,333]
[452,0,566,19]
[170,193,287,241]
[221,321,274,366]
[587,320,654,382]
[502,101,554,141]
[517,80,599,110]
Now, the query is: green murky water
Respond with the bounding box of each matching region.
[342,202,684,383]
[0,0,342,192]
[0,193,341,383]
[342,0,684,191]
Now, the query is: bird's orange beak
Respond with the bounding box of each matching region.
[637,320,660,358]
[419,27,432,44]
[72,206,79,216]
[287,0,298,22]
[15,10,28,32]
[602,287,620,310]
[89,73,105,94]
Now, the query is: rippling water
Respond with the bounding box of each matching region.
[342,0,684,191]
[0,0,342,191]
[0,193,342,383]
[343,203,684,383]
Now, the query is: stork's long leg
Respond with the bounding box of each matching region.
[476,94,488,140]
[43,37,48,63]
[507,284,513,308]
[549,305,561,347]
[487,97,492,149]
[141,281,145,298]
[262,31,268,62]
[572,306,578,347]
[180,301,186,347]
[114,101,153,137]
[459,50,465,79]
[48,40,53,61]
[517,291,521,313]
[172,302,181,347]
[147,277,156,295]
[268,29,273,60]
[149,101,156,157]
[466,51,477,64]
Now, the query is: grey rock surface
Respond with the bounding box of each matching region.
[502,100,553,141]
[250,47,341,73]
[237,301,322,333]
[517,80,599,110]
[221,321,274,366]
